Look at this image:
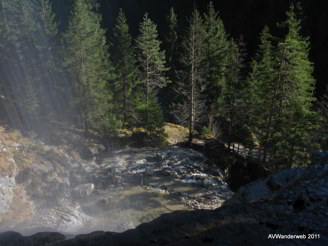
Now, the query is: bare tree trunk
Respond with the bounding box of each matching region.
[146,55,151,132]
[123,76,127,126]
[188,27,195,144]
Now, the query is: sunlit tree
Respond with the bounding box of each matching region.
[273,4,318,167]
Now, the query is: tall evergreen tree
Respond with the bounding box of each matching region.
[203,1,229,126]
[248,26,278,163]
[0,0,70,131]
[217,37,247,150]
[136,13,169,99]
[0,0,41,128]
[175,7,206,143]
[32,0,69,120]
[273,4,318,167]
[64,0,119,133]
[161,7,178,121]
[112,9,138,127]
[136,13,168,131]
[165,7,178,74]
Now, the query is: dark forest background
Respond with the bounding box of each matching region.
[51,0,328,96]
[1,0,328,170]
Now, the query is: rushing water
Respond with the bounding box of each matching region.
[0,145,233,235]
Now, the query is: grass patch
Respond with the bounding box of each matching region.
[114,123,190,147]
[0,129,22,142]
[28,141,49,153]
[0,152,16,176]
[12,151,35,169]
[163,123,189,144]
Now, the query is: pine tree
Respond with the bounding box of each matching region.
[273,3,317,167]
[112,9,138,127]
[64,0,119,133]
[136,13,168,130]
[175,7,206,143]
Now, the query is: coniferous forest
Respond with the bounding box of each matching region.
[0,0,327,170]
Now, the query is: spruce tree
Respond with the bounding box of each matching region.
[0,0,40,128]
[273,4,317,167]
[64,0,119,133]
[161,7,178,121]
[248,26,278,163]
[0,0,70,131]
[203,1,229,125]
[175,7,206,143]
[165,7,178,73]
[136,13,169,98]
[112,9,138,127]
[217,37,247,150]
[136,13,168,131]
[32,0,68,120]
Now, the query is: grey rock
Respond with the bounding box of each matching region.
[0,177,15,215]
[88,147,99,155]
[27,198,91,235]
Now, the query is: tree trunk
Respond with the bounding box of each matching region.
[188,27,195,144]
[123,76,127,126]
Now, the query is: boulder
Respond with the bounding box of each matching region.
[26,198,91,235]
[227,164,328,204]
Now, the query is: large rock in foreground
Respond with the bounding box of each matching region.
[1,164,327,246]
